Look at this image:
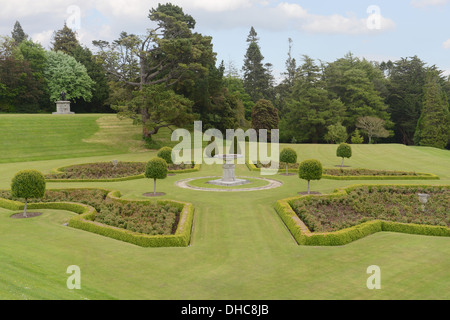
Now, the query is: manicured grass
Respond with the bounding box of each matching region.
[0,114,145,163]
[0,115,449,300]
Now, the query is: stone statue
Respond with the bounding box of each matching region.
[60,91,66,101]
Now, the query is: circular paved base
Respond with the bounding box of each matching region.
[175,176,283,192]
[206,178,251,187]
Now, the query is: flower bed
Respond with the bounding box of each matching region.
[274,185,450,246]
[45,161,200,181]
[0,189,188,235]
[290,185,449,233]
[248,161,439,180]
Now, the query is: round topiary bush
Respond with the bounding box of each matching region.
[145,157,168,195]
[157,147,173,165]
[298,159,323,194]
[11,170,46,217]
[280,148,297,175]
[336,143,352,168]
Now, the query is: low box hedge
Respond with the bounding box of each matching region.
[0,188,195,248]
[46,163,202,183]
[275,184,450,246]
[248,161,439,180]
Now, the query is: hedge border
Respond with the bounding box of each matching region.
[0,188,195,248]
[45,162,202,182]
[247,161,439,180]
[274,184,450,246]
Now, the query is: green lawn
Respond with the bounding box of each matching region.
[0,114,449,300]
[0,114,145,163]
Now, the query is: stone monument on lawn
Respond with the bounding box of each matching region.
[207,154,251,187]
[53,91,74,115]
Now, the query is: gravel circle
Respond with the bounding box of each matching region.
[175,176,283,192]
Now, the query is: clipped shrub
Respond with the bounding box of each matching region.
[145,157,168,195]
[157,147,173,164]
[11,170,46,217]
[280,148,297,175]
[298,159,323,194]
[351,129,364,144]
[336,143,352,167]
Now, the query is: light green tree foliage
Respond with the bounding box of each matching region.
[324,123,348,144]
[44,50,94,102]
[356,116,390,144]
[351,129,364,144]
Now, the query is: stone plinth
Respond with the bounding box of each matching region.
[53,101,74,114]
[206,154,251,187]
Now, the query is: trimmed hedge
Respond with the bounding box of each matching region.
[275,184,450,246]
[46,164,201,182]
[0,188,195,248]
[247,161,439,180]
[0,197,23,211]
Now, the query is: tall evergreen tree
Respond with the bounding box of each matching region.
[242,27,272,102]
[323,53,391,130]
[94,3,216,140]
[280,56,345,143]
[11,21,28,44]
[71,45,110,113]
[51,23,79,54]
[386,56,427,145]
[414,71,450,149]
[251,99,279,139]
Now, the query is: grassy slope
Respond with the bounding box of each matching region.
[0,114,146,163]
[0,115,449,300]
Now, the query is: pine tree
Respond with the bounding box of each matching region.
[11,21,28,44]
[414,71,450,149]
[242,27,272,102]
[51,23,79,54]
[280,56,345,143]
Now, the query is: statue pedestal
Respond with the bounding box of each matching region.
[53,101,74,114]
[206,154,251,187]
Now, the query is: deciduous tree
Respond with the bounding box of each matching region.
[356,116,390,144]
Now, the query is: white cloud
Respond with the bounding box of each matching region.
[411,0,450,8]
[0,0,397,51]
[189,0,255,12]
[443,39,450,48]
[31,30,54,47]
[277,2,308,19]
[301,13,395,35]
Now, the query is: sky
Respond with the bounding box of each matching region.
[1,0,450,81]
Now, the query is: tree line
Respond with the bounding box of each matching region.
[1,3,449,149]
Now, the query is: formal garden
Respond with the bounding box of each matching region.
[1,3,450,301]
[0,114,449,300]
